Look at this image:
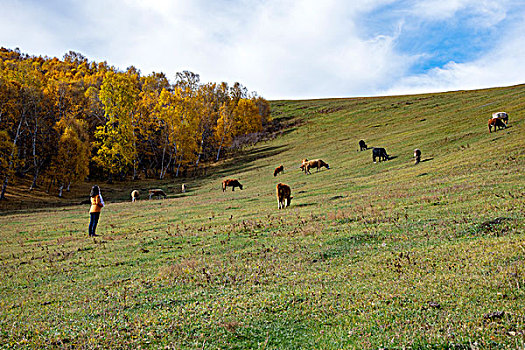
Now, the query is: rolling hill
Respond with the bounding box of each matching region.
[1,84,524,348]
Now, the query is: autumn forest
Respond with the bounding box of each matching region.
[0,47,271,200]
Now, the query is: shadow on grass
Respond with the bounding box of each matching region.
[420,157,434,163]
[214,144,291,178]
[294,203,315,208]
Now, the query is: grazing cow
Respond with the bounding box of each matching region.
[181,184,186,193]
[488,117,506,132]
[276,183,293,209]
[359,140,368,151]
[274,165,284,177]
[222,179,243,192]
[414,149,421,165]
[492,112,509,125]
[305,159,330,174]
[299,159,309,174]
[372,147,389,163]
[131,190,140,202]
[148,188,167,199]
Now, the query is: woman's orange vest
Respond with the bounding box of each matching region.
[90,195,104,213]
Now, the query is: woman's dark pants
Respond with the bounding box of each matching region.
[89,212,100,236]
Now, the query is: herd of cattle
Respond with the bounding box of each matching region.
[130,111,510,209]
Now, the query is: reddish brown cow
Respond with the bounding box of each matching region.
[488,118,506,133]
[222,179,243,192]
[305,159,330,174]
[274,165,284,176]
[148,189,167,199]
[276,183,292,209]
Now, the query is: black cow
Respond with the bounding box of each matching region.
[372,147,389,163]
[414,149,421,164]
[359,140,368,151]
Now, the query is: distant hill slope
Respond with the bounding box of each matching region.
[2,84,523,213]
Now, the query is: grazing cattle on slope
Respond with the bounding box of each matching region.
[359,140,368,151]
[276,183,293,209]
[305,159,330,174]
[149,189,167,199]
[222,179,243,192]
[488,118,506,133]
[181,184,186,193]
[131,190,140,202]
[274,165,284,176]
[372,148,389,163]
[492,112,509,125]
[414,149,421,165]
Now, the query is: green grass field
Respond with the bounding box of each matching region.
[1,85,524,349]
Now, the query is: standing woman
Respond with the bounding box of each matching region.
[89,185,104,237]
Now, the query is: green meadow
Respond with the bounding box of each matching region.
[1,85,524,349]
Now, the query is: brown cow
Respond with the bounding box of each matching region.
[299,159,309,174]
[488,118,506,133]
[305,159,330,174]
[148,189,167,199]
[276,183,293,209]
[222,179,243,192]
[274,165,284,176]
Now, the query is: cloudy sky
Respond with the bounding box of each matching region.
[1,0,525,99]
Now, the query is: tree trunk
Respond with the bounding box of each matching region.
[0,113,25,200]
[0,177,8,201]
[195,130,206,167]
[29,119,39,191]
[216,134,225,161]
[132,159,137,180]
[30,168,40,191]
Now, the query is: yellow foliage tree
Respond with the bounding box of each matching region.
[95,71,140,179]
[50,120,90,196]
[214,100,235,161]
[157,86,202,177]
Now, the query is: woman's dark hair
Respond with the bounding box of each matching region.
[90,185,100,197]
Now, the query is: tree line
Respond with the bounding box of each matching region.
[0,48,271,199]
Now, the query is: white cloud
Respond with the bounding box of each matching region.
[0,0,524,99]
[383,14,525,95]
[409,0,508,24]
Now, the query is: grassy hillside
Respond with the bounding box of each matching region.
[1,85,524,349]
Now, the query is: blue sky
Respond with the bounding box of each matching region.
[1,0,525,99]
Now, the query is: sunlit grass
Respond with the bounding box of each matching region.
[1,85,524,348]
